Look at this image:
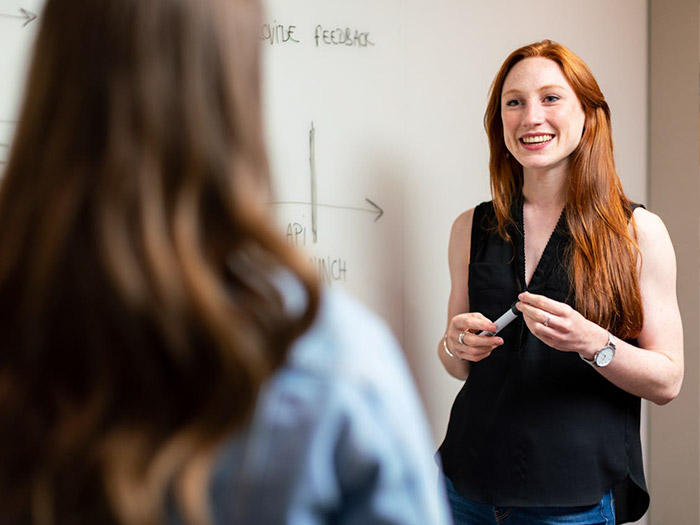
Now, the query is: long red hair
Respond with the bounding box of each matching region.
[484,40,642,339]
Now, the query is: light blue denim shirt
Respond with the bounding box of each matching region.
[204,279,452,524]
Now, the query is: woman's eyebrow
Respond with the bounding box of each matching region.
[502,84,568,98]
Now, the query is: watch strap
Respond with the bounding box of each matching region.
[580,332,615,367]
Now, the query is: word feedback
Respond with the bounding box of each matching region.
[314,25,374,48]
[261,21,374,48]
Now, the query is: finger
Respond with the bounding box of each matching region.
[516,302,555,327]
[520,310,564,350]
[457,340,499,362]
[467,313,498,332]
[466,349,493,363]
[454,312,498,334]
[460,331,504,348]
[446,333,497,362]
[519,317,552,347]
[518,292,569,316]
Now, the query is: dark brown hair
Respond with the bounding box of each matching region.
[484,40,642,339]
[0,0,319,523]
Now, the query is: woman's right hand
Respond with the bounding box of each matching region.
[444,313,503,362]
[439,208,503,379]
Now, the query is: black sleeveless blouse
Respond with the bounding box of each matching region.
[438,200,648,524]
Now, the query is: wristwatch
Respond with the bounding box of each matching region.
[580,332,616,367]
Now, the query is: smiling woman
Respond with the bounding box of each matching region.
[500,57,585,177]
[436,40,683,525]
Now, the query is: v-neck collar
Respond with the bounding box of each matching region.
[512,196,567,293]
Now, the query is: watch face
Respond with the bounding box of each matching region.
[595,346,615,367]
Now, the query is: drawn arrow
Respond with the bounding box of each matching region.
[0,8,37,27]
[272,198,384,222]
[271,122,384,243]
[363,198,384,221]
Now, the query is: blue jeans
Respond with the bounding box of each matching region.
[444,476,615,525]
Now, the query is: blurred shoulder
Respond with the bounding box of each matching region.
[289,286,405,379]
[208,283,447,524]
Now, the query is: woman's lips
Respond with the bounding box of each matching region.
[519,133,554,149]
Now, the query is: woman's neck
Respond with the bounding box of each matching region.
[521,168,568,210]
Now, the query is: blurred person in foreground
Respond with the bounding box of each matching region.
[0,0,451,523]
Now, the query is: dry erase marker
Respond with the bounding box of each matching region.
[477,301,520,337]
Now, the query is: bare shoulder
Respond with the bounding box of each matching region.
[448,208,475,275]
[633,206,670,240]
[450,208,475,241]
[633,207,674,252]
[632,207,677,277]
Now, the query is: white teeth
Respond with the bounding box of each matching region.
[521,134,553,144]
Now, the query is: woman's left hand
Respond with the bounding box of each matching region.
[516,291,608,354]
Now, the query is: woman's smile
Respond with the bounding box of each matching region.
[520,133,555,149]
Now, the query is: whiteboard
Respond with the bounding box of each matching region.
[0,0,41,169]
[0,0,648,444]
[260,0,649,443]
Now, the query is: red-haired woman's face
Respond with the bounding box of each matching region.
[500,57,585,177]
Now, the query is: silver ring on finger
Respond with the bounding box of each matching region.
[458,331,467,345]
[543,315,551,327]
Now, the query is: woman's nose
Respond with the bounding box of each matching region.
[522,102,544,127]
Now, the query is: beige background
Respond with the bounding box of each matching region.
[648,0,699,523]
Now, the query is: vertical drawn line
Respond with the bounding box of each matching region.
[309,121,318,243]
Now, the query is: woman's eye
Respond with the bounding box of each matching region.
[505,99,520,107]
[544,95,560,103]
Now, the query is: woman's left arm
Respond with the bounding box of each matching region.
[517,208,684,405]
